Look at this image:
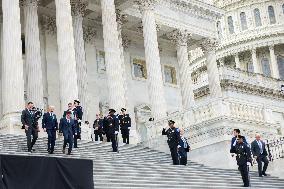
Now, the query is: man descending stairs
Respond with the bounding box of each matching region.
[0,134,284,189]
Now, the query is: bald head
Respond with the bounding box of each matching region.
[255,133,261,141]
[49,106,55,112]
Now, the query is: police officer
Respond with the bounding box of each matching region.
[104,109,119,152]
[42,106,58,154]
[73,100,83,147]
[162,120,180,165]
[93,114,104,142]
[230,135,252,187]
[118,108,131,144]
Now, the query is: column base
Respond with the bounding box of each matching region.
[0,112,24,135]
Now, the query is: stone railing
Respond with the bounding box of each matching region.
[266,137,284,162]
[142,98,281,149]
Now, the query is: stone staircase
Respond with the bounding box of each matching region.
[0,134,284,189]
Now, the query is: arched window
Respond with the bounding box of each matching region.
[268,6,276,24]
[227,16,234,34]
[277,56,284,80]
[261,58,271,77]
[216,21,222,39]
[254,8,262,27]
[240,12,248,30]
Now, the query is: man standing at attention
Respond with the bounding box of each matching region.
[42,106,58,154]
[162,120,180,165]
[118,108,131,144]
[251,133,269,177]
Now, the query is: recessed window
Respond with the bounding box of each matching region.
[164,65,177,85]
[240,12,248,31]
[133,58,147,79]
[96,50,106,73]
[268,6,276,24]
[261,58,271,77]
[277,56,284,80]
[254,8,262,27]
[216,21,222,39]
[227,16,235,34]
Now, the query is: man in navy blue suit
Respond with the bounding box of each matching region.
[42,106,58,154]
[59,111,76,155]
[230,129,248,154]
[178,128,190,165]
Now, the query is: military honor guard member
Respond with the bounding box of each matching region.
[162,120,180,165]
[104,109,119,152]
[74,99,83,140]
[42,106,58,154]
[93,114,104,142]
[59,111,76,155]
[251,134,269,177]
[21,102,38,152]
[178,128,190,166]
[118,108,131,144]
[230,135,252,187]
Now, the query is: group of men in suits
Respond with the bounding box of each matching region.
[162,120,190,165]
[21,100,83,155]
[92,108,132,152]
[230,129,270,187]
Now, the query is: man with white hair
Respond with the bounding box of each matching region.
[42,106,58,154]
[251,133,269,177]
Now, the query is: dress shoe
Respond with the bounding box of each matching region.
[259,175,263,177]
[62,148,66,154]
[262,172,267,176]
[48,151,54,154]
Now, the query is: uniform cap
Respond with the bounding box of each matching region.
[168,120,175,124]
[74,99,80,104]
[109,109,116,113]
[121,108,126,112]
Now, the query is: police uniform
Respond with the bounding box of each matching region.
[162,120,180,165]
[118,108,131,144]
[104,109,119,152]
[74,100,83,145]
[231,139,252,187]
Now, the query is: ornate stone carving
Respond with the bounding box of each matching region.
[200,38,219,52]
[83,25,96,43]
[41,15,56,35]
[134,0,157,12]
[20,0,39,7]
[70,0,88,17]
[167,29,191,46]
[122,34,131,48]
[116,9,128,28]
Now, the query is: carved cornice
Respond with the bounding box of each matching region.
[70,0,88,17]
[83,25,96,44]
[41,15,56,35]
[116,9,128,28]
[193,85,210,99]
[134,0,157,12]
[167,29,191,46]
[20,0,39,7]
[122,34,131,48]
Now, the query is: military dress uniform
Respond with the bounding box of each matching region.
[162,122,180,165]
[118,110,131,144]
[104,109,119,152]
[231,141,252,187]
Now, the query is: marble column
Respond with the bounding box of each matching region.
[136,0,167,120]
[0,16,3,119]
[22,0,44,109]
[55,0,79,112]
[269,45,280,79]
[234,53,241,69]
[116,9,129,109]
[101,0,126,111]
[251,48,260,74]
[201,38,222,98]
[168,30,194,110]
[1,0,25,130]
[71,0,89,121]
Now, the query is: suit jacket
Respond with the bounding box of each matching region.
[178,136,190,157]
[74,106,83,120]
[42,112,58,130]
[230,136,248,152]
[59,118,76,138]
[21,109,34,127]
[251,140,268,157]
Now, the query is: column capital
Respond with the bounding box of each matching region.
[20,0,39,7]
[167,29,191,46]
[83,25,96,43]
[200,38,219,52]
[41,15,57,35]
[71,0,88,17]
[116,9,128,28]
[135,0,158,12]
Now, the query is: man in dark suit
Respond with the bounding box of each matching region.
[230,129,248,153]
[231,135,252,187]
[104,109,119,152]
[251,133,269,177]
[42,106,58,154]
[21,102,38,152]
[93,114,104,142]
[162,120,180,165]
[118,108,131,144]
[178,128,190,166]
[59,111,76,155]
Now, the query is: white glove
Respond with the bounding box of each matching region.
[247,162,251,166]
[115,131,119,135]
[78,120,81,123]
